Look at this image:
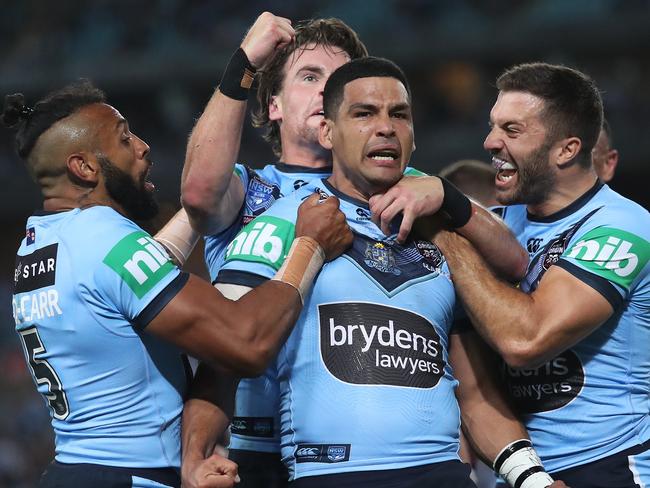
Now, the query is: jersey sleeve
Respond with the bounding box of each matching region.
[216,195,300,288]
[94,218,187,331]
[556,210,650,309]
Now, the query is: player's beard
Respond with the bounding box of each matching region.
[498,139,556,206]
[98,156,159,221]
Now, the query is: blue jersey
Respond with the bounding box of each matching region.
[204,162,333,454]
[495,182,650,473]
[204,163,426,455]
[217,179,461,480]
[12,207,189,468]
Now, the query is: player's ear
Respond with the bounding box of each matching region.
[319,118,334,150]
[269,95,282,121]
[556,136,582,168]
[67,153,100,187]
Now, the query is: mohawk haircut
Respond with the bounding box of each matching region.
[1,79,105,160]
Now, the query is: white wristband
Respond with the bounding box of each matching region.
[494,439,555,488]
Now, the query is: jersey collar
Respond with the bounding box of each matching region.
[527,180,604,223]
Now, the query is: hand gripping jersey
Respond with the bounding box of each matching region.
[12,207,189,468]
[217,179,461,480]
[494,182,650,473]
[205,163,425,455]
[205,162,333,455]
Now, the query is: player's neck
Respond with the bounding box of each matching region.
[280,141,332,168]
[41,184,126,216]
[527,171,599,218]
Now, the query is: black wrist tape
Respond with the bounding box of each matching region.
[219,48,256,101]
[440,177,472,228]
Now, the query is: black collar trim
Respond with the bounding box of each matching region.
[275,162,332,174]
[321,179,370,210]
[527,180,603,223]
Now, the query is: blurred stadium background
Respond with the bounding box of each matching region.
[1,1,649,485]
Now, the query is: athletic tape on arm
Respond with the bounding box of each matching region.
[271,236,325,303]
[155,209,200,267]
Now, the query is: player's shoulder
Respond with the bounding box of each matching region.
[62,207,155,263]
[582,186,650,238]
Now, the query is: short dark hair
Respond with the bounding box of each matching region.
[252,18,368,157]
[323,56,410,119]
[496,62,603,168]
[1,79,105,160]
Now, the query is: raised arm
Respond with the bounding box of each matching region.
[369,175,528,281]
[181,12,295,235]
[437,231,613,368]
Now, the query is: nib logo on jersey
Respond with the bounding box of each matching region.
[565,227,649,288]
[104,231,174,298]
[501,351,585,413]
[225,215,294,271]
[319,302,445,389]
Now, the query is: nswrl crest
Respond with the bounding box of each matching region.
[245,176,281,217]
[364,242,401,275]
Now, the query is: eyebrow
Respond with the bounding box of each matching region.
[347,102,411,112]
[115,118,127,131]
[296,65,326,76]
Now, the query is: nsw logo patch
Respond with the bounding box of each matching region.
[103,231,174,298]
[225,215,295,271]
[295,444,350,464]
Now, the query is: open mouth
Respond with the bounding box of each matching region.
[492,156,517,183]
[143,167,155,192]
[367,148,399,162]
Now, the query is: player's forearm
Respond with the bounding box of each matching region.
[180,90,247,234]
[154,208,200,267]
[455,202,528,282]
[451,332,528,464]
[439,233,541,366]
[182,363,238,456]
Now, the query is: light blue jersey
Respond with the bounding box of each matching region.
[205,163,332,455]
[205,163,426,456]
[217,179,461,480]
[12,206,189,469]
[495,182,650,473]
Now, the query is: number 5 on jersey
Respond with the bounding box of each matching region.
[19,326,69,420]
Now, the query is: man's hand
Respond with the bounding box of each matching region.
[182,451,240,488]
[241,12,295,68]
[296,193,353,261]
[369,175,444,243]
[548,482,570,487]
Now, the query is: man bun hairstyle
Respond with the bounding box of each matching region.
[323,56,411,119]
[496,62,603,168]
[252,17,368,157]
[1,79,105,160]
